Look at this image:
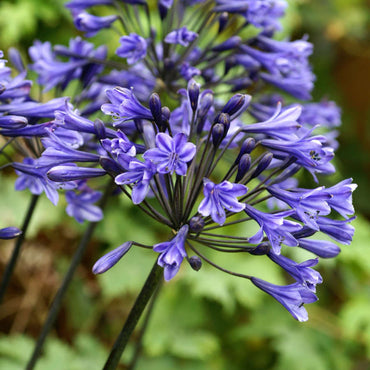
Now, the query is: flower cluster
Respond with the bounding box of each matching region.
[0,0,356,322]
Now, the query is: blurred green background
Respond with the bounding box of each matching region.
[0,0,369,369]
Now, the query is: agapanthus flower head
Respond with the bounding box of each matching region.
[0,0,357,324]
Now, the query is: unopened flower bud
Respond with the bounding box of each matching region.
[93,241,132,274]
[212,123,224,147]
[222,93,251,120]
[235,154,251,182]
[189,216,205,233]
[149,93,163,128]
[188,79,200,112]
[251,152,273,179]
[188,256,202,271]
[218,12,229,33]
[0,227,22,240]
[94,119,106,140]
[249,242,270,255]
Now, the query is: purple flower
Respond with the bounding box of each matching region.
[115,159,156,204]
[100,130,136,158]
[143,133,196,175]
[198,179,247,225]
[261,128,335,179]
[73,12,118,37]
[317,216,355,245]
[153,225,189,281]
[214,1,287,30]
[165,27,198,47]
[101,87,153,124]
[180,62,201,81]
[299,100,341,128]
[267,185,331,230]
[244,205,301,254]
[66,187,103,223]
[324,178,357,218]
[268,252,322,292]
[242,103,302,140]
[13,158,74,205]
[116,33,147,64]
[251,277,317,322]
[93,242,132,274]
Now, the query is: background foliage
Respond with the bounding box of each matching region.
[0,0,369,369]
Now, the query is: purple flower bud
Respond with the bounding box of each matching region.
[235,138,256,164]
[188,256,202,271]
[159,0,173,19]
[222,93,251,120]
[297,238,341,258]
[149,93,163,128]
[249,242,270,255]
[94,119,106,140]
[188,79,200,112]
[212,123,225,147]
[161,106,171,122]
[218,12,229,33]
[92,241,132,274]
[0,227,22,240]
[251,152,273,179]
[0,115,28,129]
[47,165,106,182]
[236,153,251,182]
[189,216,205,233]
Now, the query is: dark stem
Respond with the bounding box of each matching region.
[0,194,39,304]
[26,180,114,370]
[128,279,162,370]
[103,260,163,370]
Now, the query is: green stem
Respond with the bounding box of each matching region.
[128,279,162,370]
[0,194,39,304]
[103,260,163,370]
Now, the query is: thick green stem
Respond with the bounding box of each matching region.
[103,260,163,370]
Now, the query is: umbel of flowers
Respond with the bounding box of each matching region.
[0,0,356,327]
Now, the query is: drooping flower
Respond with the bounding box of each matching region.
[198,179,247,225]
[153,225,189,281]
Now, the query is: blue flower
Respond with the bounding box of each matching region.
[115,159,156,204]
[198,179,247,225]
[101,87,153,123]
[165,27,198,47]
[73,12,118,37]
[65,185,103,223]
[244,205,301,254]
[251,277,317,322]
[143,133,196,175]
[116,33,147,64]
[268,252,322,292]
[153,225,189,281]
